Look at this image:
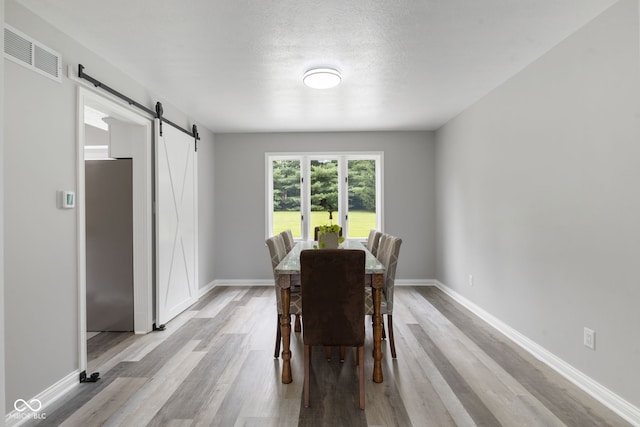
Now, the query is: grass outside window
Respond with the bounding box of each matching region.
[273,211,376,239]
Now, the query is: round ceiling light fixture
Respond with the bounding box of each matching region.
[303,67,342,89]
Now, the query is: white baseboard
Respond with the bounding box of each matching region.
[5,369,79,427]
[212,279,278,287]
[433,280,640,426]
[198,280,217,298]
[396,279,435,286]
[207,278,436,288]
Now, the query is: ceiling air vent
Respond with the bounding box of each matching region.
[4,25,62,82]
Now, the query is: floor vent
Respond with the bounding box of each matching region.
[4,25,62,82]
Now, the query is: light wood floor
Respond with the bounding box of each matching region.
[30,286,629,426]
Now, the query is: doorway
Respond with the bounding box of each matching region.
[77,87,154,373]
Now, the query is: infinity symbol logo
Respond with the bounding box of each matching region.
[14,398,42,412]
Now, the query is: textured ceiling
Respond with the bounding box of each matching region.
[17,0,618,133]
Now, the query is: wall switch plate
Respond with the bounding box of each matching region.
[468,274,474,286]
[584,327,595,350]
[58,190,75,209]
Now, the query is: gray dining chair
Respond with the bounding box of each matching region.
[366,229,382,257]
[365,233,402,358]
[280,229,295,253]
[300,249,366,410]
[279,229,302,306]
[266,234,302,358]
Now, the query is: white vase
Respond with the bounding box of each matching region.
[319,232,339,249]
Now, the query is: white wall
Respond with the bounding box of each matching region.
[3,0,215,411]
[1,0,7,418]
[436,0,640,409]
[214,131,436,281]
[198,134,216,290]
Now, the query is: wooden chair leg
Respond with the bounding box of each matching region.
[304,345,311,408]
[388,314,397,359]
[294,314,302,333]
[339,346,346,362]
[325,346,332,361]
[274,314,282,358]
[358,345,365,410]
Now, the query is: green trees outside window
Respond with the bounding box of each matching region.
[272,160,300,212]
[270,154,381,239]
[347,160,376,212]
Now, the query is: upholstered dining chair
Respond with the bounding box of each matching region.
[300,249,366,410]
[266,234,303,358]
[365,233,402,358]
[366,229,382,257]
[280,229,295,253]
[279,229,302,313]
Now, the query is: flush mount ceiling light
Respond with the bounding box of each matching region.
[303,67,342,89]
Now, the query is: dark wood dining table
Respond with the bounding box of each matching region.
[274,239,386,384]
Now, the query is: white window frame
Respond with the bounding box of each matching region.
[266,151,383,240]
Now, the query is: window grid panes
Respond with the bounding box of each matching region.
[271,159,301,238]
[268,153,382,240]
[347,159,377,238]
[310,159,339,236]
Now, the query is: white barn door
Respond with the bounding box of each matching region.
[155,119,198,326]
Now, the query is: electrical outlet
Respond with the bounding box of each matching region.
[468,274,474,286]
[584,327,595,350]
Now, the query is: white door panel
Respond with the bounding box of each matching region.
[155,119,198,326]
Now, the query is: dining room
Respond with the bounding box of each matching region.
[3,0,640,425]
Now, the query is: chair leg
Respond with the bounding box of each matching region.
[325,346,332,361]
[388,314,397,359]
[294,314,301,332]
[274,314,282,358]
[339,346,346,362]
[358,345,365,410]
[304,345,311,408]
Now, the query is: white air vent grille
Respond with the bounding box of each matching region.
[4,25,62,82]
[5,27,32,64]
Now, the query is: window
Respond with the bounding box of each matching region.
[267,152,383,240]
[271,158,302,238]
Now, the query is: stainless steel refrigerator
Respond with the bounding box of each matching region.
[85,158,134,332]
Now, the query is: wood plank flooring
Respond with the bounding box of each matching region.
[28,286,630,426]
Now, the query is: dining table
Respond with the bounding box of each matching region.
[274,239,386,384]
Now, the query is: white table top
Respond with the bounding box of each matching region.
[275,239,385,275]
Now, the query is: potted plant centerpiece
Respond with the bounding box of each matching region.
[316,224,344,249]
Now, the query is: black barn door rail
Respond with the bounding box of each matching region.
[78,64,200,149]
